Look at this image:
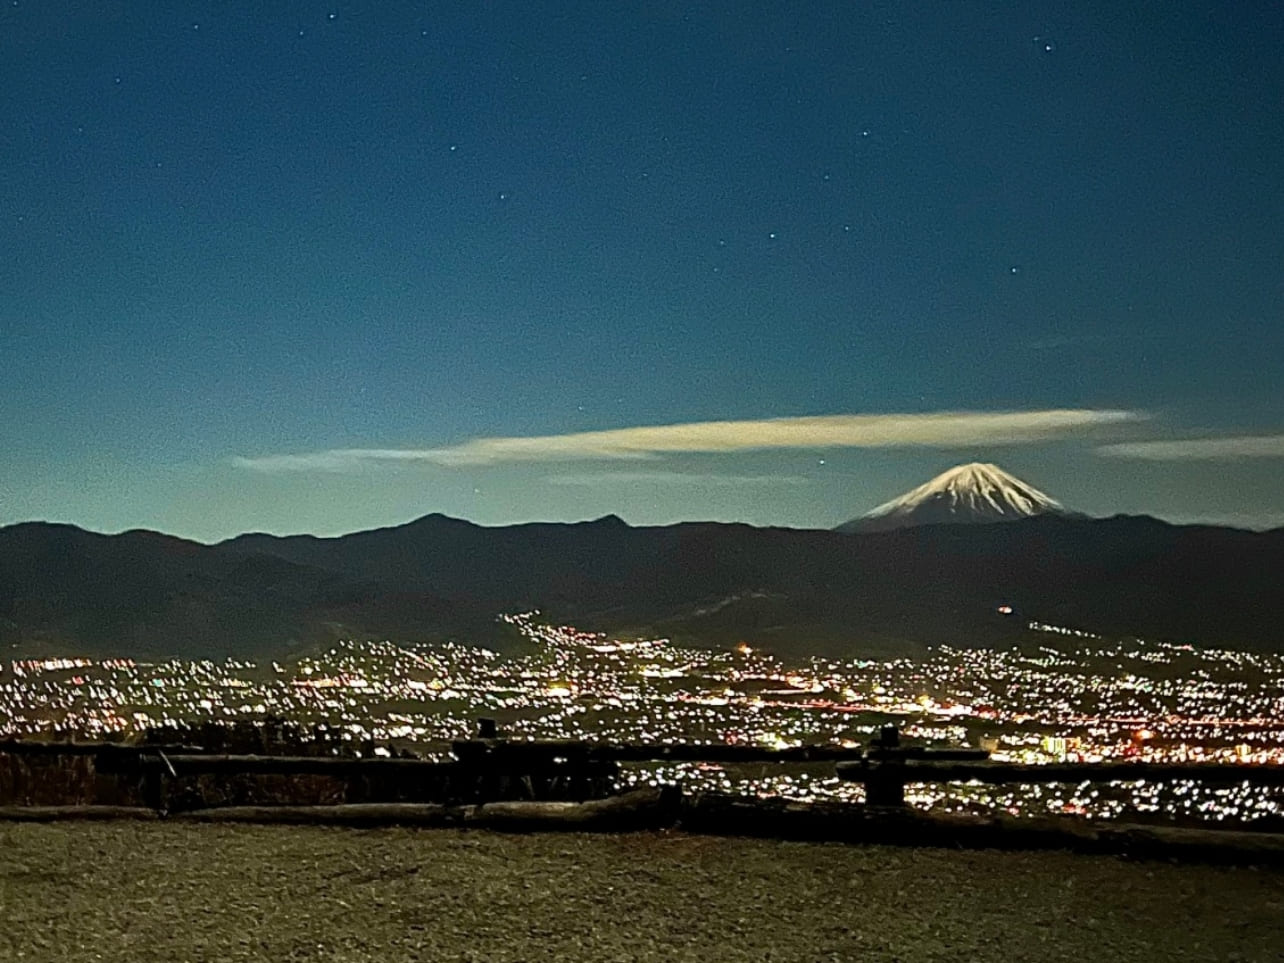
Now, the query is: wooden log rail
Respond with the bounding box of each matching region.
[452,739,875,764]
[139,754,458,777]
[4,790,1284,868]
[0,787,679,830]
[0,740,198,757]
[114,748,620,808]
[8,726,1284,816]
[610,742,910,763]
[865,759,1284,786]
[836,758,1284,807]
[1,737,876,768]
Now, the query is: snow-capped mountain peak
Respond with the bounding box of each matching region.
[837,462,1070,533]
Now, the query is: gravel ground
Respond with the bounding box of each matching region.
[2,822,1282,962]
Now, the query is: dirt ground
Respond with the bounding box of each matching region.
[2,821,1282,962]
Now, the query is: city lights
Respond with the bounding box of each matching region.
[2,613,1282,823]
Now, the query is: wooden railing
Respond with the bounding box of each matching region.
[834,725,1284,806]
[5,721,1284,816]
[6,723,1284,864]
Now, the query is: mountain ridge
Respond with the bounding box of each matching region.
[3,510,1284,661]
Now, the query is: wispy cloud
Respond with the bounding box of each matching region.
[231,449,449,473]
[545,471,810,487]
[1097,434,1284,460]
[234,408,1143,473]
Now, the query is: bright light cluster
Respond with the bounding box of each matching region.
[2,612,1282,823]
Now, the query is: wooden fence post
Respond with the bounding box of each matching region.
[864,762,907,808]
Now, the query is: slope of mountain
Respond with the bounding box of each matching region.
[837,463,1073,533]
[0,522,503,660]
[221,512,1284,657]
[3,512,1284,660]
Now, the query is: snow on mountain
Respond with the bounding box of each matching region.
[836,462,1073,533]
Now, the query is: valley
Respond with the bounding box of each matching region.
[5,612,1283,825]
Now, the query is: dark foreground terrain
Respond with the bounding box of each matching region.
[1,823,1281,962]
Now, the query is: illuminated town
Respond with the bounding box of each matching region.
[3,612,1283,825]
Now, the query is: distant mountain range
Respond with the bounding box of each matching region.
[2,465,1282,660]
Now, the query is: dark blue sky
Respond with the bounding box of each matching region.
[2,1,1282,539]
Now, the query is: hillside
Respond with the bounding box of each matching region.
[4,511,1279,660]
[0,522,503,660]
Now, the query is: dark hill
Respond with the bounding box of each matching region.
[2,514,1283,660]
[222,512,1284,657]
[0,522,497,659]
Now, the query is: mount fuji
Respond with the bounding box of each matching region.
[836,463,1079,533]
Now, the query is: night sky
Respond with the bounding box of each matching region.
[3,2,1282,540]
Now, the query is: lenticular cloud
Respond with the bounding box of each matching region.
[1097,434,1284,461]
[234,408,1143,472]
